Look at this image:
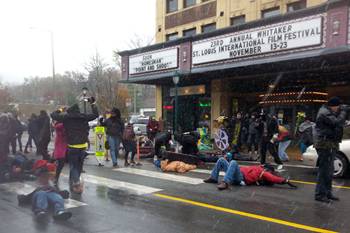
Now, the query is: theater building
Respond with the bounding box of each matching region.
[119,0,350,135]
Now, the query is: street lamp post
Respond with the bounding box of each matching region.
[30,27,56,105]
[172,72,180,134]
[82,87,89,114]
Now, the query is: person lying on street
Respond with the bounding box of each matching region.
[204,157,297,190]
[17,160,72,221]
[0,154,35,182]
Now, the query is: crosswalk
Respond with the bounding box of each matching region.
[114,167,204,185]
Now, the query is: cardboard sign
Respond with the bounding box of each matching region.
[95,126,105,157]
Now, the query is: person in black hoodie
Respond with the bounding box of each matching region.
[100,107,124,167]
[36,110,51,160]
[0,113,17,167]
[51,99,98,194]
[258,113,283,168]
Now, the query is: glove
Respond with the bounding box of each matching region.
[88,97,96,104]
[284,179,297,189]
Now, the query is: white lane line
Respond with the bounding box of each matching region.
[0,182,87,209]
[114,167,204,185]
[61,174,162,195]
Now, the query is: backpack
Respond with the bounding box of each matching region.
[123,125,135,141]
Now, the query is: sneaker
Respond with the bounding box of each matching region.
[217,182,229,190]
[72,183,83,194]
[35,211,48,222]
[53,211,72,221]
[113,163,119,168]
[130,160,136,166]
[239,181,246,186]
[124,161,130,167]
[203,177,218,184]
[277,165,284,171]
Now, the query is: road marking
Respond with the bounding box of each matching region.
[0,182,87,209]
[154,193,337,233]
[289,180,350,190]
[192,169,225,176]
[61,174,162,195]
[114,167,204,185]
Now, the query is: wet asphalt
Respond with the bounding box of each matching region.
[1,156,350,233]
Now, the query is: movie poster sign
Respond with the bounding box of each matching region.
[192,17,323,65]
[129,48,178,75]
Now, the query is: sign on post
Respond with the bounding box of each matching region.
[95,126,105,158]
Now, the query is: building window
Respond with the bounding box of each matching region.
[201,23,216,33]
[166,32,178,41]
[184,0,196,8]
[230,15,245,26]
[166,0,178,13]
[287,0,306,12]
[183,28,196,37]
[261,7,280,18]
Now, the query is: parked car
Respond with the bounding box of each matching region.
[129,115,143,124]
[303,126,350,178]
[133,118,149,136]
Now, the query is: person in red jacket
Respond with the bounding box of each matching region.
[204,158,297,190]
[53,121,67,185]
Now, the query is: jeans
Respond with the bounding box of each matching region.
[67,148,86,185]
[55,159,65,181]
[211,158,243,184]
[278,140,291,161]
[299,142,308,154]
[315,148,335,199]
[32,191,64,214]
[108,136,121,165]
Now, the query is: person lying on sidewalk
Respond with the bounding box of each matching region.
[203,157,297,190]
[17,160,72,221]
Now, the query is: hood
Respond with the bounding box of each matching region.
[299,121,315,132]
[67,104,81,114]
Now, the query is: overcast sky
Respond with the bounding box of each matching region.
[0,0,156,84]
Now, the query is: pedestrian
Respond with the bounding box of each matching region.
[36,110,51,160]
[100,107,124,168]
[123,123,137,166]
[10,113,24,154]
[17,160,72,221]
[240,113,250,150]
[203,157,297,190]
[53,121,67,185]
[0,113,16,166]
[51,98,98,194]
[277,125,292,162]
[258,113,283,168]
[314,97,349,203]
[298,117,315,161]
[229,113,243,150]
[24,114,38,153]
[147,116,159,141]
[247,113,260,156]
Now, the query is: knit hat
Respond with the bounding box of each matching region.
[328,97,341,107]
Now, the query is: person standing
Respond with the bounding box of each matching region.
[247,113,260,156]
[10,114,24,154]
[277,125,292,162]
[36,111,51,160]
[53,121,67,185]
[100,108,124,168]
[259,113,283,168]
[51,99,98,194]
[0,113,17,166]
[147,116,159,141]
[123,123,137,166]
[314,97,349,203]
[24,114,38,153]
[298,117,315,161]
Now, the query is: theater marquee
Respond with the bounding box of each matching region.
[192,17,323,65]
[129,48,178,75]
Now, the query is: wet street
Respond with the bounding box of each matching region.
[1,152,350,233]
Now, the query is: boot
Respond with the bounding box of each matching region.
[124,161,130,167]
[217,181,229,190]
